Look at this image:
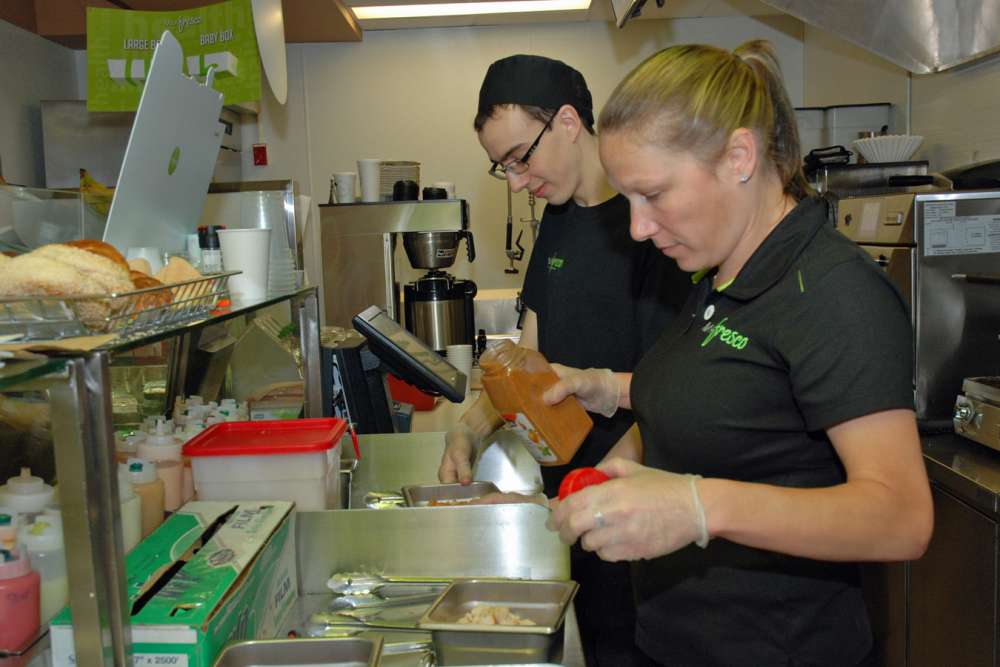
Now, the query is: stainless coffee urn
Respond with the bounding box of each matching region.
[402,231,477,352]
[318,199,477,352]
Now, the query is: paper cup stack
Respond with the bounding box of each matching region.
[446,344,473,399]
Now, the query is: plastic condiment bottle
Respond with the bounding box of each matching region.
[117,466,141,553]
[117,431,144,464]
[0,549,40,652]
[0,510,18,550]
[19,520,66,625]
[478,340,593,466]
[0,469,55,518]
[126,459,164,538]
[137,420,183,511]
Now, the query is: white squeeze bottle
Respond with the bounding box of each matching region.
[117,466,141,553]
[126,459,164,538]
[137,419,184,511]
[19,519,67,624]
[0,469,55,519]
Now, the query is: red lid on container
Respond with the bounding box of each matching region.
[182,418,347,457]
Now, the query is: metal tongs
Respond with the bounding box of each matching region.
[504,182,525,274]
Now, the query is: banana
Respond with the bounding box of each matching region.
[79,168,114,216]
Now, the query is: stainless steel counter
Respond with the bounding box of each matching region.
[297,432,583,667]
[922,432,1000,517]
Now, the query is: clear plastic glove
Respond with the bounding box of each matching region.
[546,458,709,562]
[438,422,480,485]
[543,364,621,418]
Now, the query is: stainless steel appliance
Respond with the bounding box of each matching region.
[838,190,1000,423]
[953,377,1000,451]
[318,200,472,330]
[402,230,477,352]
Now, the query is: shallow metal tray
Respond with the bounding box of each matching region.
[417,579,578,666]
[212,637,383,667]
[401,482,500,507]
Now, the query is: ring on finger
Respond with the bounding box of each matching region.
[593,510,605,529]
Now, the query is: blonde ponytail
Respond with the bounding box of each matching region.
[600,40,813,200]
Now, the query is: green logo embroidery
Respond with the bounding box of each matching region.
[547,254,564,272]
[168,146,181,175]
[701,317,750,350]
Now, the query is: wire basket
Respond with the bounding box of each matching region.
[0,271,237,343]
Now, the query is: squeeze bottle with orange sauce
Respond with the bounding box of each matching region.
[478,340,593,466]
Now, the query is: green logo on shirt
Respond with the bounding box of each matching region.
[701,317,749,350]
[547,254,564,272]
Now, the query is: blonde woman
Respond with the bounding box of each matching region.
[545,41,933,665]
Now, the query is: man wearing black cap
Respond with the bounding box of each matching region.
[437,55,690,664]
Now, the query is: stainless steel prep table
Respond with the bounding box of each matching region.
[291,431,584,667]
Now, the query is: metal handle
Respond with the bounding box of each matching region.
[462,230,476,263]
[951,273,1000,285]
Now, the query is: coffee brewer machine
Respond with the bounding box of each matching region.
[402,231,476,352]
[318,199,477,351]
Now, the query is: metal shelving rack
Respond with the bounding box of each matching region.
[0,287,321,666]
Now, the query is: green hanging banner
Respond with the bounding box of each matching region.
[86,0,261,112]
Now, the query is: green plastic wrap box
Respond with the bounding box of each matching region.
[50,500,297,666]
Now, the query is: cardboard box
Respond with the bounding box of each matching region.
[51,501,297,667]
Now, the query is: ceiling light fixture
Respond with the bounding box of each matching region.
[354,1,591,20]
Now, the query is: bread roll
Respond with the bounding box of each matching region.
[34,244,133,294]
[128,257,152,275]
[156,256,202,284]
[130,270,173,310]
[64,240,129,272]
[0,253,110,326]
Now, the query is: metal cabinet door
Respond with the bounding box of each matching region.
[909,484,997,667]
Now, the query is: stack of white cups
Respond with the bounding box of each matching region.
[446,344,474,399]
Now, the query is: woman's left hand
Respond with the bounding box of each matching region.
[547,458,709,561]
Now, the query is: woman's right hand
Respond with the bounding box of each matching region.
[543,364,626,417]
[438,422,480,484]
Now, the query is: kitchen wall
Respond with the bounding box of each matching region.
[0,19,80,186]
[910,58,1000,171]
[272,14,806,293]
[801,24,1000,173]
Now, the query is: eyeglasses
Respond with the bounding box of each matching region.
[488,116,553,180]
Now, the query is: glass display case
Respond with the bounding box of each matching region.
[0,287,321,666]
[0,185,111,253]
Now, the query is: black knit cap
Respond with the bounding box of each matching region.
[478,54,594,128]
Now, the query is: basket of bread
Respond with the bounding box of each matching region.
[0,240,236,342]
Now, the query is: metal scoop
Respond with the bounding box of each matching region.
[472,428,544,495]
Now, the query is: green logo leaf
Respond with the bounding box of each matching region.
[168,146,181,175]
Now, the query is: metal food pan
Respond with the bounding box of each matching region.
[417,579,578,666]
[401,482,500,507]
[212,637,383,667]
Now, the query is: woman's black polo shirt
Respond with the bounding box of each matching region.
[630,197,913,665]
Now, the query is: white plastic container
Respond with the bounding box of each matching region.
[19,519,67,624]
[138,420,184,511]
[117,466,141,553]
[0,469,55,517]
[183,419,347,510]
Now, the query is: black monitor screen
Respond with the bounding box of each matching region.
[352,305,467,403]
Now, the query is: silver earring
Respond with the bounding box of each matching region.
[739,174,750,183]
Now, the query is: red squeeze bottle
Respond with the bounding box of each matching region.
[0,549,40,653]
[558,467,611,500]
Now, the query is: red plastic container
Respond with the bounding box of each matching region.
[182,418,348,510]
[387,373,436,411]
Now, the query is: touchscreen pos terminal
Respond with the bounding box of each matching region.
[352,305,468,403]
